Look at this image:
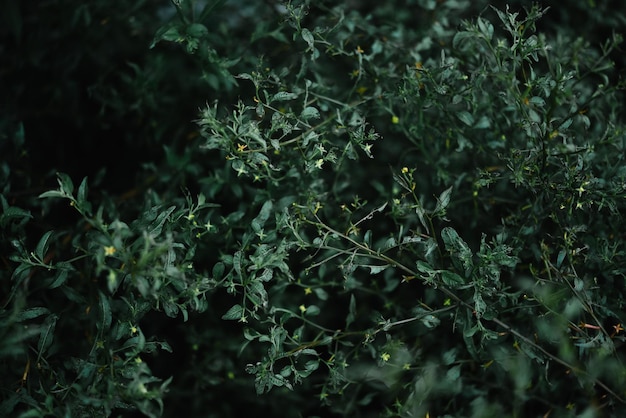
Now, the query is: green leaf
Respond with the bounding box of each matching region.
[346,294,357,327]
[452,31,473,49]
[37,314,58,356]
[416,260,435,274]
[48,268,69,289]
[0,206,32,225]
[457,111,474,127]
[252,200,273,232]
[366,264,388,275]
[434,186,453,215]
[446,365,462,381]
[98,291,112,331]
[186,23,208,38]
[477,17,494,40]
[305,305,320,316]
[440,270,465,288]
[56,172,74,195]
[76,177,91,214]
[301,28,314,48]
[300,106,320,121]
[213,262,225,280]
[313,287,328,300]
[148,205,176,236]
[420,314,440,328]
[16,307,50,322]
[233,251,243,278]
[473,292,486,318]
[34,231,54,260]
[222,304,244,320]
[38,190,66,199]
[271,92,299,102]
[300,359,320,378]
[151,24,183,48]
[441,227,473,276]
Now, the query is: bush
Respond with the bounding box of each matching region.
[2,1,626,417]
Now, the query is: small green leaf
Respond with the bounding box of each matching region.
[434,186,453,215]
[56,172,74,195]
[446,365,462,381]
[0,206,32,225]
[34,231,54,260]
[305,305,320,316]
[252,201,273,231]
[416,260,435,274]
[300,106,320,121]
[151,24,183,48]
[301,28,314,48]
[366,264,388,275]
[77,177,89,208]
[271,91,298,102]
[474,292,486,318]
[233,250,243,278]
[346,294,357,327]
[213,262,225,280]
[477,17,494,40]
[420,314,440,328]
[98,291,112,331]
[440,270,465,288]
[313,287,328,300]
[38,190,66,199]
[186,23,208,38]
[16,307,51,322]
[452,31,473,49]
[222,304,244,320]
[148,205,176,236]
[441,227,473,276]
[457,111,474,127]
[37,314,58,356]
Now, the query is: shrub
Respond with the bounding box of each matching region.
[2,1,626,417]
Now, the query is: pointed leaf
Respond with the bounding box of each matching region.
[346,294,357,328]
[434,186,453,214]
[38,314,58,355]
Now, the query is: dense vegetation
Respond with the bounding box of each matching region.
[2,1,626,416]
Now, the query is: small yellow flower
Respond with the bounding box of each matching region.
[134,357,142,364]
[315,159,324,169]
[104,246,116,256]
[356,45,364,54]
[401,167,409,174]
[304,287,313,295]
[130,325,138,335]
[237,143,247,152]
[381,352,391,362]
[403,363,411,370]
[391,115,400,124]
[299,304,307,314]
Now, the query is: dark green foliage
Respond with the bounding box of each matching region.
[2,1,626,417]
